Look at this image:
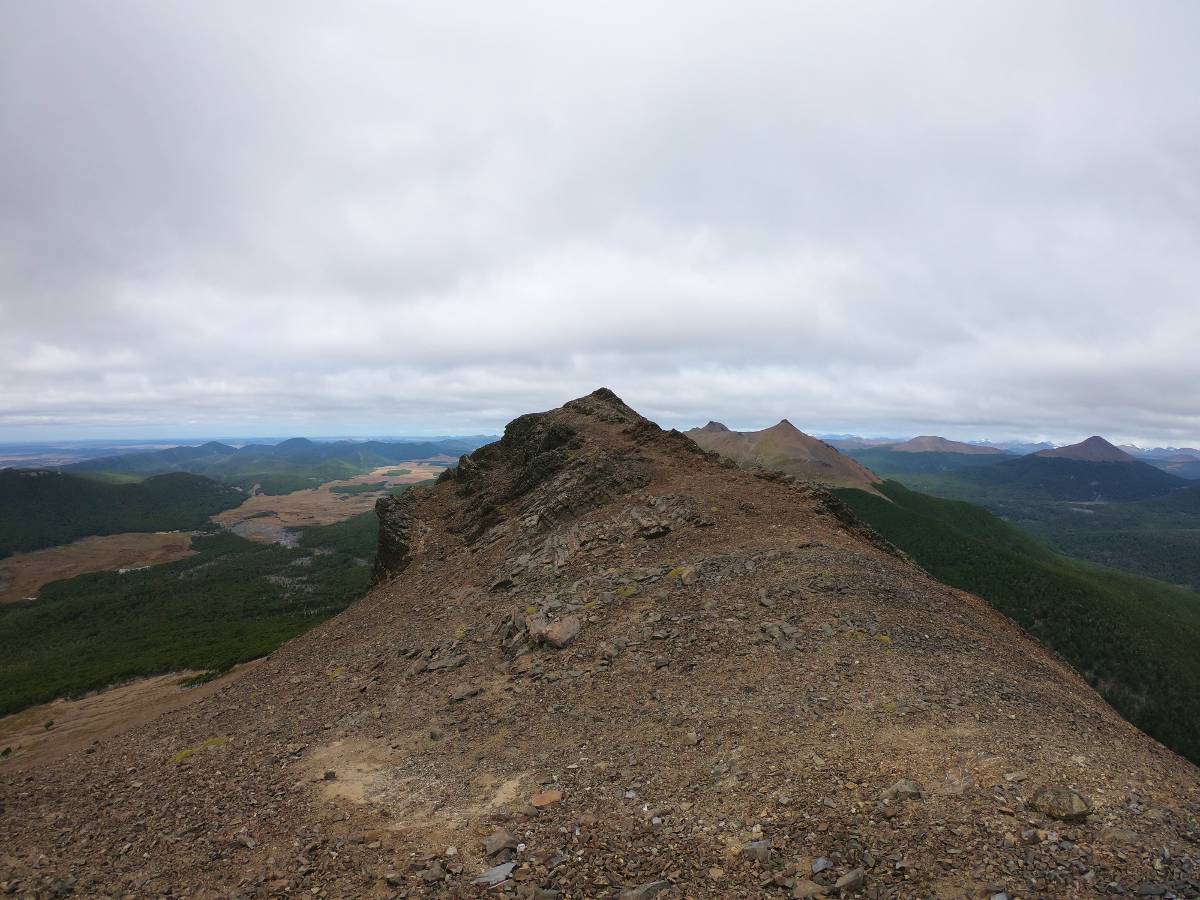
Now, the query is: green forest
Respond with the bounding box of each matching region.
[836,480,1200,765]
[0,469,243,558]
[0,510,380,717]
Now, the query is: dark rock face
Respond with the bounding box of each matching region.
[434,388,659,545]
[373,491,415,583]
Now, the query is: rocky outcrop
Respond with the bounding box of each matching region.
[372,491,415,582]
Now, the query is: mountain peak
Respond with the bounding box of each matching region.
[762,418,802,435]
[685,417,882,492]
[889,435,1006,455]
[699,421,729,432]
[1035,435,1134,463]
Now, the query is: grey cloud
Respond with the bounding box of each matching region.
[2,1,1199,443]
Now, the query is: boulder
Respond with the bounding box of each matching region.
[1032,785,1092,821]
[527,614,581,649]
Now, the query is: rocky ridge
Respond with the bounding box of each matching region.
[2,389,1198,898]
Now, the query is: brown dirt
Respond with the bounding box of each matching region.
[686,419,884,494]
[212,463,446,542]
[2,391,1197,898]
[0,662,258,772]
[0,531,194,603]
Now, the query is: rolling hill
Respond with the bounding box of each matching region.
[848,439,1014,476]
[888,435,1005,454]
[685,419,882,492]
[0,469,243,558]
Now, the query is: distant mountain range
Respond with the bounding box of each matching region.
[823,431,1200,480]
[686,420,882,492]
[62,436,495,494]
[957,436,1187,501]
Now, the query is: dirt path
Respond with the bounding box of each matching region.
[0,531,194,603]
[212,463,445,543]
[0,662,259,772]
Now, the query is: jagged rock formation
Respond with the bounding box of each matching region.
[2,389,1199,898]
[685,419,883,494]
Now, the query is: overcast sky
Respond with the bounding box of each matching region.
[2,2,1199,445]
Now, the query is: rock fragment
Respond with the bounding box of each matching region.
[484,827,517,856]
[740,839,771,863]
[835,868,865,892]
[881,778,922,801]
[526,614,582,648]
[619,880,671,899]
[472,861,515,886]
[1031,785,1092,821]
[531,788,563,807]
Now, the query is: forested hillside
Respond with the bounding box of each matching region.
[0,469,242,558]
[0,509,381,716]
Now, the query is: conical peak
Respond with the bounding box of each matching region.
[763,418,803,436]
[1036,435,1133,462]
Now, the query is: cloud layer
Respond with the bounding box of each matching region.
[3,2,1199,443]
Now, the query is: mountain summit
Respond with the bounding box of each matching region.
[685,418,883,493]
[1036,436,1135,463]
[4,389,1198,896]
[888,435,1006,455]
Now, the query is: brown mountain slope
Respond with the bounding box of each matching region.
[686,419,883,493]
[888,436,1006,455]
[3,389,1198,898]
[1036,436,1135,463]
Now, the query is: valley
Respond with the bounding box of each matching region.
[212,462,446,543]
[0,439,477,720]
[844,436,1200,592]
